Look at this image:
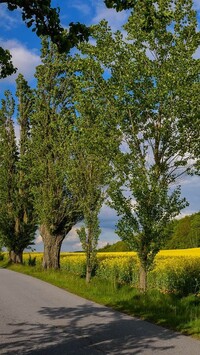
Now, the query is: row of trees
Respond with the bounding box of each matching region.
[0,0,199,291]
[100,212,200,252]
[165,213,200,249]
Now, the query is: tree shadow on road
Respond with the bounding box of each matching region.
[0,302,195,354]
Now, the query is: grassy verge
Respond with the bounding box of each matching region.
[1,260,200,340]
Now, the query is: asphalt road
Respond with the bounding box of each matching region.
[0,268,200,355]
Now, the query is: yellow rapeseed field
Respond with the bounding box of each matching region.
[21,248,200,294]
[22,248,200,272]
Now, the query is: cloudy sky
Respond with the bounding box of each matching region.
[0,0,200,252]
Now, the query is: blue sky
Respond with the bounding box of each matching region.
[0,0,200,251]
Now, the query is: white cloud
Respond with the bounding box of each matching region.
[92,0,129,31]
[66,222,83,239]
[0,4,21,30]
[193,0,200,11]
[0,39,40,83]
[35,235,42,244]
[70,1,91,16]
[97,240,109,249]
[62,226,82,251]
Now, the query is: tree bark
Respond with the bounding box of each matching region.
[40,224,65,269]
[85,225,94,283]
[9,250,23,264]
[86,263,92,283]
[139,264,147,293]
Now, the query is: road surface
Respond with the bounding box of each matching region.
[0,268,200,354]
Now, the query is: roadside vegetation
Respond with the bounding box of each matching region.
[1,248,200,339]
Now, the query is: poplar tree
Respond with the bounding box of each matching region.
[14,74,36,261]
[115,0,199,292]
[0,78,36,262]
[67,53,119,283]
[30,39,82,269]
[0,91,18,258]
[91,0,199,291]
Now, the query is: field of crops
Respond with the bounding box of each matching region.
[21,248,200,296]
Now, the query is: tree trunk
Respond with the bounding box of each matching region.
[9,250,23,264]
[86,263,92,283]
[139,264,147,293]
[85,227,93,283]
[40,224,65,269]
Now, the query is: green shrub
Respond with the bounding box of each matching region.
[28,255,36,266]
[149,259,200,296]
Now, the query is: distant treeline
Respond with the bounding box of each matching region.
[99,212,200,252]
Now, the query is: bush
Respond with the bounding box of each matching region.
[28,255,36,266]
[149,257,200,296]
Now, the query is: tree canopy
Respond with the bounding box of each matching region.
[0,82,36,262]
[88,0,199,291]
[30,39,83,269]
[0,0,90,78]
[66,48,119,282]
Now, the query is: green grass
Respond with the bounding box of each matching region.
[1,260,200,340]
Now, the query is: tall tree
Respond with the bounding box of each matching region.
[30,39,82,269]
[0,80,36,262]
[67,52,119,283]
[14,74,36,261]
[0,91,18,258]
[0,0,90,78]
[91,0,199,291]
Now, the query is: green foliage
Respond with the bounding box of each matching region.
[28,38,84,269]
[0,0,90,78]
[30,38,82,237]
[66,49,120,281]
[5,0,90,51]
[0,47,16,79]
[105,0,136,11]
[98,241,131,252]
[89,1,199,290]
[149,259,200,296]
[61,255,86,277]
[0,91,18,249]
[96,256,138,288]
[0,78,36,259]
[165,213,200,249]
[27,255,36,266]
